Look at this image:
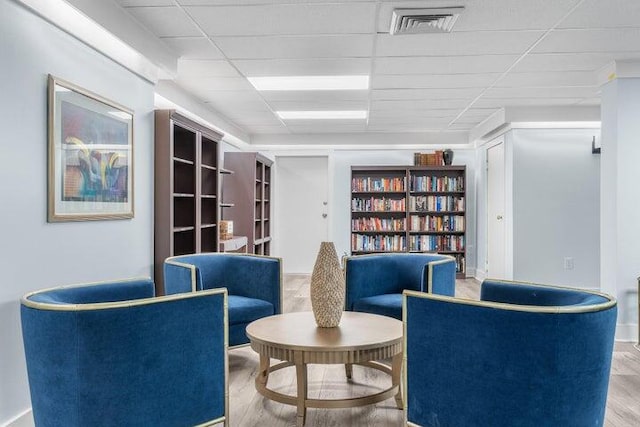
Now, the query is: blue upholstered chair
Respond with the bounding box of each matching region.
[344,253,456,320]
[21,277,228,427]
[403,279,617,427]
[164,253,282,347]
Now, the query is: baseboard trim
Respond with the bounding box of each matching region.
[615,323,638,342]
[2,408,32,427]
[473,269,487,282]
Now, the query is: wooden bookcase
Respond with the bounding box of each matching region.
[154,110,223,294]
[351,165,466,278]
[222,152,273,255]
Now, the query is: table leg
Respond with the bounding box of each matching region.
[258,354,270,387]
[295,354,307,427]
[345,363,353,380]
[392,352,403,409]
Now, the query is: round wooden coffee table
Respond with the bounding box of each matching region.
[246,311,403,426]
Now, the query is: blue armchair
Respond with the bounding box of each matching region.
[403,279,617,427]
[344,253,456,320]
[164,253,282,347]
[21,278,228,427]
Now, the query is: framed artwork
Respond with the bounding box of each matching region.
[48,75,134,221]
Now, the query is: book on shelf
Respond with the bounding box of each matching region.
[413,152,444,166]
[410,175,465,192]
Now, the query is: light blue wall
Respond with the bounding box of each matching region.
[511,128,600,289]
[0,1,155,423]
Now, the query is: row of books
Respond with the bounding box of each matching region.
[352,177,405,192]
[352,217,406,232]
[409,235,465,252]
[410,175,464,192]
[352,197,406,212]
[409,215,465,232]
[409,196,465,212]
[352,234,406,252]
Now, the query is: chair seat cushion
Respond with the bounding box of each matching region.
[352,293,403,320]
[228,295,274,325]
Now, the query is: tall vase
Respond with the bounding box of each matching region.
[310,242,345,327]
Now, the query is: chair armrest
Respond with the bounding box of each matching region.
[426,258,456,296]
[164,260,197,294]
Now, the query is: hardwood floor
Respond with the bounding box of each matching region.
[228,275,640,426]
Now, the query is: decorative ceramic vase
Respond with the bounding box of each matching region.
[310,242,345,327]
[443,149,454,165]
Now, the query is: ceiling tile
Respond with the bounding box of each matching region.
[267,100,369,111]
[495,71,597,87]
[376,31,544,56]
[229,116,283,126]
[372,73,498,89]
[510,52,636,73]
[559,0,640,29]
[126,6,201,37]
[186,3,376,36]
[180,0,374,4]
[372,88,484,100]
[376,0,578,33]
[533,28,640,54]
[473,97,584,108]
[232,58,371,77]
[371,99,472,110]
[160,37,224,59]
[245,125,290,135]
[483,86,600,99]
[213,35,374,59]
[176,76,254,91]
[374,55,518,75]
[116,0,173,5]
[177,59,240,77]
[369,109,461,119]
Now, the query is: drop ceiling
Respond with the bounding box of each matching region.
[111,0,640,137]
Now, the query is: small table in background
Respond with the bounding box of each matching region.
[246,311,403,427]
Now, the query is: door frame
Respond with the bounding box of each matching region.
[486,137,512,280]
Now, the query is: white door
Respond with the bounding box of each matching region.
[487,141,506,279]
[274,156,329,274]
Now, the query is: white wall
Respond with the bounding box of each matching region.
[0,1,155,424]
[511,129,600,288]
[329,149,477,275]
[601,77,640,340]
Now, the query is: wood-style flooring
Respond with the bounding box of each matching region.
[228,275,640,427]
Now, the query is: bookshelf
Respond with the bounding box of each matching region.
[154,110,223,294]
[222,152,273,255]
[351,165,466,278]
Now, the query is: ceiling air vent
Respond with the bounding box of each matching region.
[390,7,464,35]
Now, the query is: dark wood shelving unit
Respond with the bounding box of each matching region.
[222,152,273,255]
[351,165,466,278]
[154,110,223,294]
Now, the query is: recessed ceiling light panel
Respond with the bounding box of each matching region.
[248,75,369,91]
[277,110,368,120]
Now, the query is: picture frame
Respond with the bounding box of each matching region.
[48,75,134,221]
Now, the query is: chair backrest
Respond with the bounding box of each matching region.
[164,253,282,314]
[403,281,617,427]
[344,253,455,310]
[21,278,228,427]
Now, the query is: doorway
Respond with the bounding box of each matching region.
[487,140,506,279]
[274,156,329,274]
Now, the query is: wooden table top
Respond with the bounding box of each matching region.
[246,311,402,353]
